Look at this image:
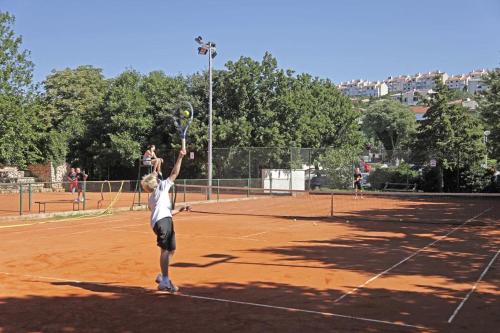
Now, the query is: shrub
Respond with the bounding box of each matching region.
[368,163,419,190]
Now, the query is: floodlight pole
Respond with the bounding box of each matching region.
[195,36,216,200]
[208,45,213,200]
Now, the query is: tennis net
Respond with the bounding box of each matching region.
[173,184,500,225]
[173,184,333,220]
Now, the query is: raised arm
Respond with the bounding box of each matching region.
[168,149,186,182]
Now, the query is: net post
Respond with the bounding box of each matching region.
[28,183,32,212]
[247,178,250,197]
[19,183,23,215]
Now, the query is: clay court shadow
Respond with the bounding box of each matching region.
[1,277,498,333]
[245,201,499,296]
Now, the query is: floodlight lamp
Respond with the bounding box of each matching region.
[195,36,203,44]
[211,51,217,59]
[198,46,208,55]
[484,130,491,136]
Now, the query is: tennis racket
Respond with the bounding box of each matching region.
[173,101,194,151]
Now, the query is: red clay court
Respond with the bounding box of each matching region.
[0,192,499,332]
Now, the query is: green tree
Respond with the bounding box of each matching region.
[0,11,42,168]
[43,65,108,164]
[0,11,34,96]
[479,68,500,161]
[203,53,363,179]
[0,95,44,167]
[413,77,485,191]
[89,70,152,177]
[362,100,416,156]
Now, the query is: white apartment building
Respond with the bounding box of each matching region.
[447,75,468,91]
[467,69,488,94]
[338,80,388,97]
[392,89,434,106]
[339,69,489,97]
[385,75,409,93]
[402,71,448,91]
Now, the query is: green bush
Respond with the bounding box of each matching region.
[418,167,441,192]
[368,163,419,190]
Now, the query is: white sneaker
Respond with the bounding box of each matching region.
[158,280,179,293]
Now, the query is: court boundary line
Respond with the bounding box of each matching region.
[333,207,493,303]
[0,271,428,330]
[447,249,500,323]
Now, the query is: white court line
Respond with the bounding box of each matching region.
[176,234,262,242]
[0,271,427,330]
[240,231,268,238]
[333,207,493,303]
[176,293,427,330]
[447,249,500,323]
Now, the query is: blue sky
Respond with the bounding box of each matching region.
[1,0,499,84]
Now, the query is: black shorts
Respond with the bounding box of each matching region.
[153,217,176,251]
[354,181,362,190]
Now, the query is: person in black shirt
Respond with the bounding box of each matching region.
[75,167,88,202]
[354,167,363,199]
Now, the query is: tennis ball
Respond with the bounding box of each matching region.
[182,110,190,117]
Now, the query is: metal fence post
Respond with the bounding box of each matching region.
[270,172,273,196]
[83,181,86,210]
[217,178,220,201]
[248,148,251,179]
[28,183,32,212]
[183,179,186,203]
[19,183,23,215]
[289,146,293,191]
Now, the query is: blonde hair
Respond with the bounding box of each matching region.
[141,173,158,192]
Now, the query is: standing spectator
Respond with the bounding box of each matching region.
[67,167,78,199]
[75,167,88,202]
[354,167,364,199]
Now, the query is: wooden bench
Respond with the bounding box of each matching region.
[382,182,417,192]
[34,200,81,213]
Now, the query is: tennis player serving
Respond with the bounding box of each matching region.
[141,148,189,292]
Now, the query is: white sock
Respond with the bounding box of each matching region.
[162,276,170,285]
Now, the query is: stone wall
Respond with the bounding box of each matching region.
[27,162,69,184]
[27,163,52,183]
[0,167,24,180]
[53,163,69,183]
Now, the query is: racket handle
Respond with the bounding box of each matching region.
[181,138,186,151]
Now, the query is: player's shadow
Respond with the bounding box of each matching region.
[173,253,237,268]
